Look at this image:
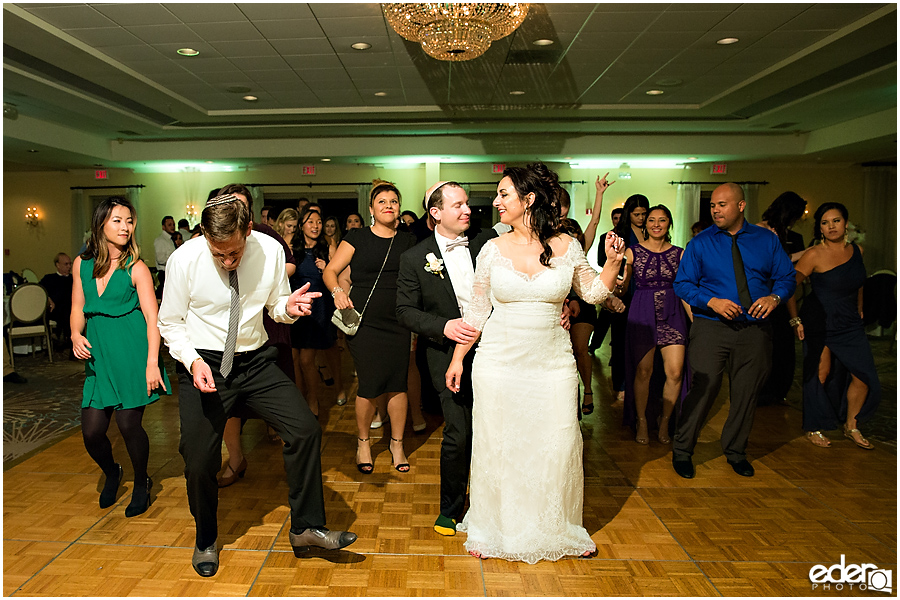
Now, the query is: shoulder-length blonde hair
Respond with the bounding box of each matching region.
[81,196,140,278]
[274,208,300,242]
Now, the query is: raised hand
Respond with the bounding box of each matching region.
[595,173,615,194]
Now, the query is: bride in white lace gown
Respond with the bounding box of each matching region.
[446,164,624,563]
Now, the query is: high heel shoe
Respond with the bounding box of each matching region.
[390,437,410,473]
[124,477,152,517]
[657,415,671,444]
[581,391,594,415]
[356,437,373,474]
[635,418,649,445]
[843,424,874,450]
[99,463,123,509]
[217,457,248,488]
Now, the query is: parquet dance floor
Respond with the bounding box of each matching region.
[4,344,896,597]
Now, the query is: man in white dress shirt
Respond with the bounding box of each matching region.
[158,195,356,578]
[396,182,497,536]
[153,215,177,298]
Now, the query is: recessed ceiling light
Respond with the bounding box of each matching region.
[688,156,698,160]
[351,42,372,50]
[646,89,664,95]
[177,48,200,56]
[509,90,525,95]
[242,95,258,101]
[374,91,388,97]
[716,37,739,45]
[205,161,214,164]
[321,158,331,162]
[532,38,554,46]
[564,156,572,160]
[27,149,38,153]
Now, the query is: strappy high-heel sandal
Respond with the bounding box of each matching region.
[635,417,649,445]
[356,437,374,474]
[581,390,594,415]
[390,437,410,472]
[657,415,671,444]
[807,431,831,448]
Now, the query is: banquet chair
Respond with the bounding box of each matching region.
[21,268,39,283]
[6,283,53,370]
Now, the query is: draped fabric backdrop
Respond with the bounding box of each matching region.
[740,183,760,225]
[70,189,86,257]
[673,183,700,248]
[249,186,265,220]
[356,184,371,219]
[862,166,897,273]
[125,187,143,250]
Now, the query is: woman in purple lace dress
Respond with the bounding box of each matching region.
[622,205,690,445]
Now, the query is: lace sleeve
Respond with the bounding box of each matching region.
[462,241,495,332]
[570,238,613,304]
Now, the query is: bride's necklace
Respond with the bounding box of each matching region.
[508,232,538,246]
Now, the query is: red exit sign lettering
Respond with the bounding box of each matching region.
[95,169,108,180]
[710,163,727,175]
[492,163,505,174]
[302,165,316,176]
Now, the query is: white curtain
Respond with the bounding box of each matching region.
[673,183,700,247]
[249,186,265,222]
[740,183,760,225]
[356,184,371,218]
[125,187,143,250]
[71,189,87,256]
[862,166,897,273]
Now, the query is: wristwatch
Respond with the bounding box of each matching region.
[769,294,782,305]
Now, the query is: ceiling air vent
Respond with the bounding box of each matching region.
[505,49,560,65]
[770,122,798,129]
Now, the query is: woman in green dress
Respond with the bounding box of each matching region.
[71,197,170,517]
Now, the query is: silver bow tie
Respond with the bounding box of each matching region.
[445,237,469,251]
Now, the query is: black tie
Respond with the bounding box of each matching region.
[730,233,753,310]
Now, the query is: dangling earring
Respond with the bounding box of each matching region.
[370,214,375,226]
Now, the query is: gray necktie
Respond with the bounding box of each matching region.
[220,270,240,378]
[445,237,469,251]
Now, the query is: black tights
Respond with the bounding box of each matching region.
[82,406,148,482]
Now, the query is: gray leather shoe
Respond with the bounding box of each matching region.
[289,528,357,557]
[192,541,218,577]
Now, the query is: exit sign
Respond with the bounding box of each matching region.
[492,163,505,174]
[711,163,727,175]
[302,165,316,176]
[95,169,108,180]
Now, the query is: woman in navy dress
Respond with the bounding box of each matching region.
[788,202,880,449]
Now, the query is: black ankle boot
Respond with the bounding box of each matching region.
[125,477,152,517]
[99,463,123,509]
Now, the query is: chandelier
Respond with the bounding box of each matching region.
[382,3,530,62]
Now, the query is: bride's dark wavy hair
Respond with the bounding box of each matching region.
[502,162,561,266]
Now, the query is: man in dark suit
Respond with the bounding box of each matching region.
[396,181,496,537]
[40,252,73,351]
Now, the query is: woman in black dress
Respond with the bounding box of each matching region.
[787,202,880,449]
[324,181,416,473]
[756,191,807,406]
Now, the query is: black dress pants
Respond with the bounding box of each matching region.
[673,318,771,463]
[178,346,326,549]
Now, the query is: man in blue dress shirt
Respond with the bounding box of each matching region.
[673,183,795,479]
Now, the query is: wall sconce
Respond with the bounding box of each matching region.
[25,206,40,227]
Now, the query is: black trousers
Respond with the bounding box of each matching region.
[436,358,474,520]
[673,318,772,462]
[178,346,326,549]
[757,305,795,405]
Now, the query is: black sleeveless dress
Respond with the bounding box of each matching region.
[799,243,880,431]
[344,227,416,398]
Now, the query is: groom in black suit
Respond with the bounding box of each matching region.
[396,181,497,537]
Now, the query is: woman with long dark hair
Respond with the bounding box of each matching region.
[71,197,170,516]
[787,202,880,449]
[621,205,689,444]
[324,181,416,474]
[445,163,625,563]
[756,191,808,406]
[290,206,343,416]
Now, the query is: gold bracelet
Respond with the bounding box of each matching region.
[789,316,802,327]
[331,286,345,297]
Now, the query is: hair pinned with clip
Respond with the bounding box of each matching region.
[206,193,241,208]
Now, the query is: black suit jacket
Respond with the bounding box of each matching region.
[396,227,497,391]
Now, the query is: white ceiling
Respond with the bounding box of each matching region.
[3,2,897,171]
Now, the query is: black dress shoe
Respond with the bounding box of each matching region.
[3,372,27,384]
[672,457,695,479]
[289,527,358,557]
[99,464,123,509]
[728,459,755,477]
[192,541,218,577]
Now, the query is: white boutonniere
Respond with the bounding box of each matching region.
[424,252,445,279]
